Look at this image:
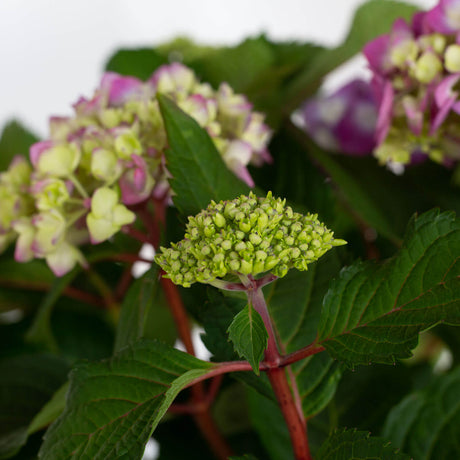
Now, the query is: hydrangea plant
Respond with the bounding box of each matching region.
[0,1,459,460]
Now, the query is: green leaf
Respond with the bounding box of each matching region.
[0,354,69,459]
[0,120,38,171]
[301,134,402,244]
[158,94,250,217]
[284,0,418,111]
[382,366,460,460]
[105,48,167,80]
[317,210,460,365]
[28,383,69,435]
[317,428,410,460]
[199,288,274,401]
[25,269,81,352]
[227,304,268,374]
[247,388,293,460]
[264,251,344,418]
[38,339,213,460]
[190,37,274,94]
[250,127,338,229]
[114,265,176,352]
[51,308,114,362]
[333,363,419,434]
[0,258,54,313]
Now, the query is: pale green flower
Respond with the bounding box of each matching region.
[86,187,136,243]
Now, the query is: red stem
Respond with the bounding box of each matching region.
[160,275,196,355]
[0,279,104,308]
[245,280,311,460]
[122,225,151,245]
[280,344,326,367]
[267,369,311,459]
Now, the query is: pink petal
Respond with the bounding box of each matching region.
[426,0,460,33]
[30,141,53,168]
[100,72,145,106]
[376,81,394,144]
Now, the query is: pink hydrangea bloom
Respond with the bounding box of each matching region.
[1,63,272,276]
[364,0,460,166]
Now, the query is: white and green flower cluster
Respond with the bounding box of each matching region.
[0,64,271,276]
[0,157,34,252]
[155,192,346,287]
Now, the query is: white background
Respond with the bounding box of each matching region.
[0,0,433,138]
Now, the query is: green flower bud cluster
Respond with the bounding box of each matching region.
[155,192,346,287]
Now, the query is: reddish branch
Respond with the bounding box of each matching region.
[0,279,104,308]
[280,344,326,367]
[244,276,312,460]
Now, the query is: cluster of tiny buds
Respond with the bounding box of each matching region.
[155,192,346,287]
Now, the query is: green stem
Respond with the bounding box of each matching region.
[68,174,89,199]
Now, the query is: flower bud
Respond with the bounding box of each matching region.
[155,192,345,287]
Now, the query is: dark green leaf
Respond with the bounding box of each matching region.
[25,269,80,353]
[0,120,38,171]
[105,48,167,80]
[333,363,422,434]
[317,428,410,459]
[158,94,250,217]
[247,388,293,460]
[51,308,114,361]
[300,134,401,244]
[0,257,54,313]
[190,37,274,94]
[227,304,268,374]
[38,339,213,460]
[250,127,338,229]
[264,252,344,418]
[317,210,460,365]
[0,354,69,459]
[382,366,460,460]
[115,265,176,352]
[284,0,419,111]
[199,288,274,401]
[28,383,69,435]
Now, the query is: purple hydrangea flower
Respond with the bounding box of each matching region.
[364,0,460,166]
[302,79,378,155]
